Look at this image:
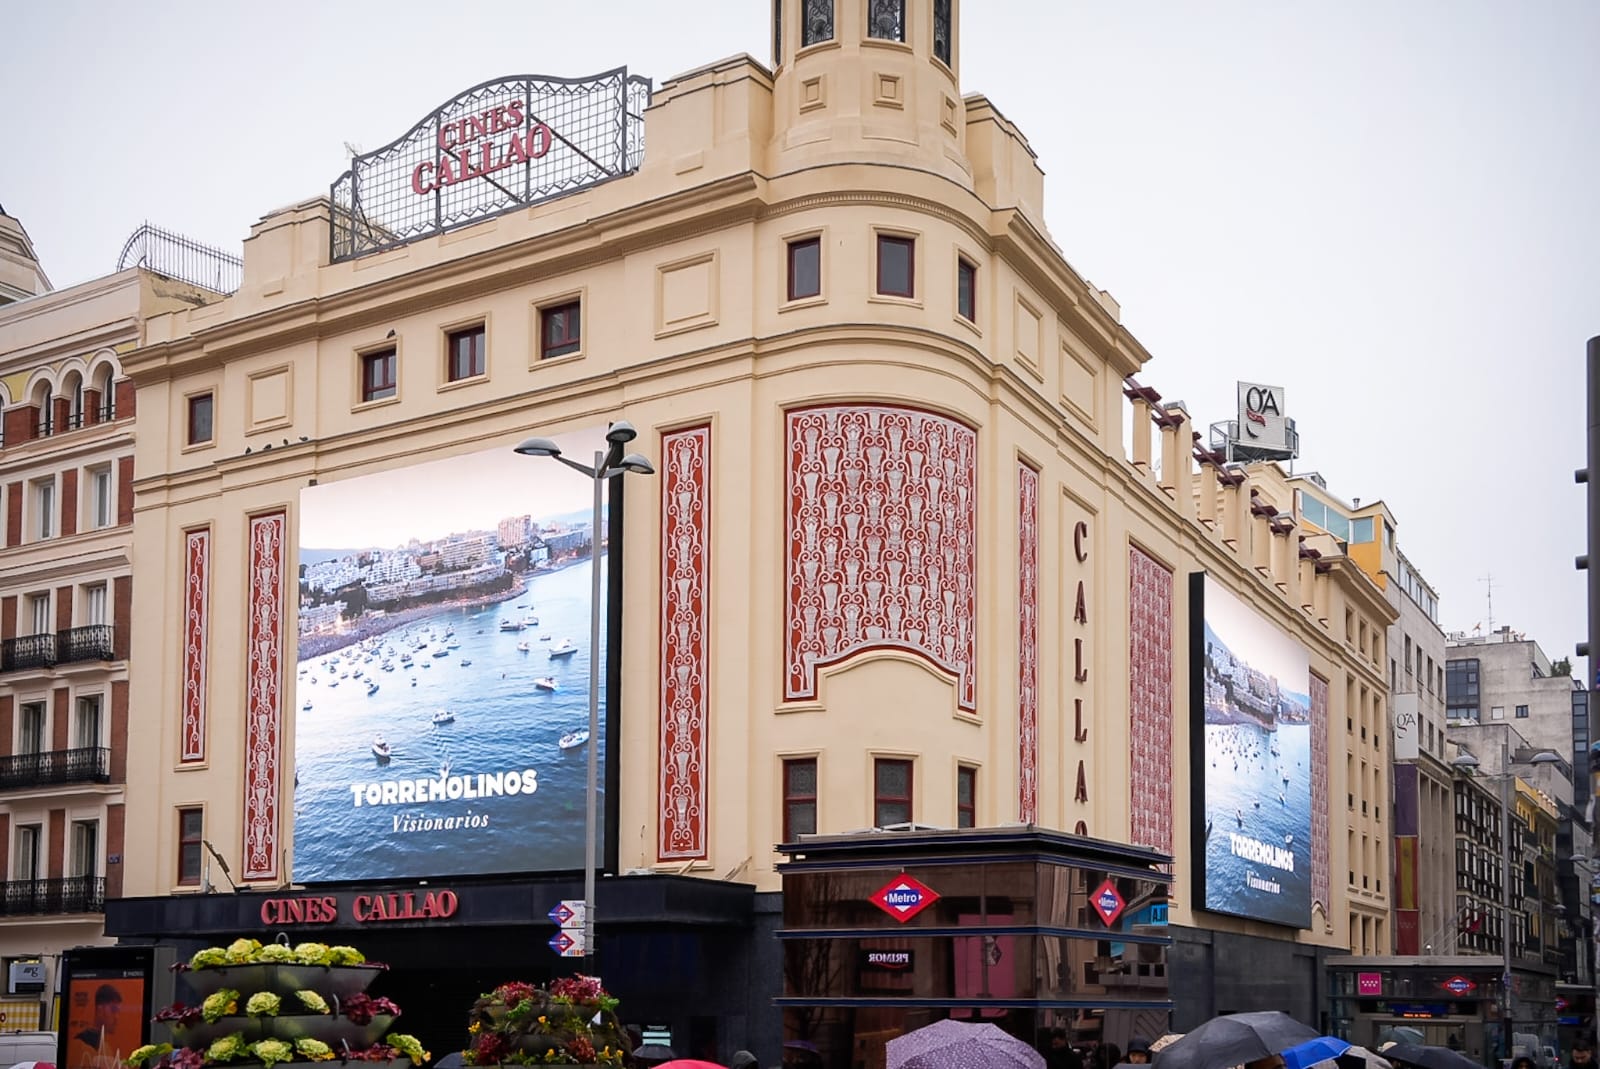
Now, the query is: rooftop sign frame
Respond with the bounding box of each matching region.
[330,68,651,263]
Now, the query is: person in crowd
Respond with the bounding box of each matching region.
[1511,1056,1537,1069]
[1570,1039,1595,1069]
[730,1052,758,1069]
[1123,1037,1153,1066]
[1044,1029,1083,1069]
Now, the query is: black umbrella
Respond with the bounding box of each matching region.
[1381,1044,1481,1069]
[1154,1012,1321,1069]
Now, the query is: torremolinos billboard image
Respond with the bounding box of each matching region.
[292,428,616,881]
[1189,573,1312,928]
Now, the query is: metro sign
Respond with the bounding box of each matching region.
[870,875,940,923]
[1091,879,1126,927]
[1441,975,1477,996]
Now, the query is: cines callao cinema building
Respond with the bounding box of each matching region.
[92,2,1396,1065]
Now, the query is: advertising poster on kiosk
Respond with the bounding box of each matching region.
[291,428,618,882]
[1189,573,1313,928]
[58,948,155,1069]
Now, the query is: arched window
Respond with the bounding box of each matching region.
[63,372,85,430]
[93,365,116,421]
[38,386,54,437]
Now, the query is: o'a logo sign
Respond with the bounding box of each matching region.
[1236,381,1291,452]
[331,69,652,263]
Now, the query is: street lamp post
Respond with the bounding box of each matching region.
[515,422,654,972]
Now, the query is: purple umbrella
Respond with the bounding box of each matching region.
[887,1019,1045,1069]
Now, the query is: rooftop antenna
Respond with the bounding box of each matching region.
[1480,573,1495,633]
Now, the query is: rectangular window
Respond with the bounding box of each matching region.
[957,258,976,322]
[187,393,214,445]
[92,468,112,528]
[35,480,53,539]
[540,301,582,359]
[28,593,49,635]
[85,583,107,626]
[866,0,905,41]
[18,702,44,755]
[957,765,976,829]
[15,825,40,881]
[782,758,817,841]
[361,348,397,402]
[801,0,833,46]
[75,694,102,750]
[786,238,821,301]
[1491,706,1504,721]
[876,235,915,298]
[447,325,486,381]
[874,758,913,827]
[933,0,952,65]
[774,0,782,62]
[178,808,204,886]
[1515,704,1529,719]
[70,820,97,878]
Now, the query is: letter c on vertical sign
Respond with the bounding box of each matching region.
[1073,521,1088,563]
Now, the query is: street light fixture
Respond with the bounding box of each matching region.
[1453,746,1564,1062]
[514,420,654,970]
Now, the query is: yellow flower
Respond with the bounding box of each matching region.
[538,1016,547,1024]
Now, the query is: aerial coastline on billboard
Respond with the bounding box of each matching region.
[291,428,612,882]
[1192,573,1313,929]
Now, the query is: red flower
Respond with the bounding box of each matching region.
[493,981,538,1006]
[473,1033,508,1065]
[566,1037,596,1063]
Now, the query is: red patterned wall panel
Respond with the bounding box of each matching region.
[1311,673,1330,913]
[1128,547,1173,857]
[785,406,978,711]
[243,512,285,882]
[181,528,210,763]
[659,424,711,861]
[1017,463,1039,823]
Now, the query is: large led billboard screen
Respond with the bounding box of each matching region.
[1189,572,1312,928]
[291,428,619,882]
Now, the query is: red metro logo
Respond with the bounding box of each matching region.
[1091,879,1126,927]
[1442,975,1477,996]
[870,874,940,923]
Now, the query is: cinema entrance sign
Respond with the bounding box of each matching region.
[330,68,652,263]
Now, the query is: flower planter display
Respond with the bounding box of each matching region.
[127,940,428,1069]
[457,976,628,1067]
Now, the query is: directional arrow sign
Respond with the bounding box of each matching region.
[556,899,587,930]
[549,929,586,957]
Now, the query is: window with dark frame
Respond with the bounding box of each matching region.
[874,758,912,827]
[787,237,821,301]
[957,765,976,828]
[774,0,782,63]
[361,348,397,402]
[782,758,817,841]
[540,301,582,359]
[957,257,976,321]
[876,235,914,298]
[801,0,833,46]
[187,393,214,445]
[933,0,952,65]
[866,0,905,41]
[178,807,204,885]
[447,325,486,381]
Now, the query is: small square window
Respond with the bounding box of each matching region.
[787,238,821,301]
[1515,704,1529,719]
[874,757,913,827]
[540,301,582,359]
[876,235,914,298]
[956,258,976,322]
[361,348,396,402]
[178,808,204,886]
[187,393,214,445]
[447,325,486,382]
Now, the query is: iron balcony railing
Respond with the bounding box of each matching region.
[0,876,105,915]
[57,625,114,664]
[3,633,56,670]
[0,747,110,790]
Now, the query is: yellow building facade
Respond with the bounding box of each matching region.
[106,0,1394,1054]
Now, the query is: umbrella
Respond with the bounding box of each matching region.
[1153,1012,1321,1069]
[785,1040,821,1053]
[1376,1029,1426,1049]
[1319,1046,1393,1069]
[887,1018,1045,1069]
[9,1062,55,1069]
[1149,1035,1186,1055]
[634,1045,679,1065]
[1285,1037,1353,1069]
[656,1062,726,1069]
[1381,1045,1481,1069]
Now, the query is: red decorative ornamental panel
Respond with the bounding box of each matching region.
[659,424,711,861]
[243,512,286,882]
[1128,547,1173,858]
[785,405,978,711]
[1311,672,1330,913]
[181,528,211,763]
[1017,463,1039,823]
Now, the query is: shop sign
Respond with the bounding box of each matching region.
[1441,975,1477,996]
[1090,879,1126,927]
[1357,972,1382,996]
[870,875,940,922]
[259,889,459,927]
[859,950,914,972]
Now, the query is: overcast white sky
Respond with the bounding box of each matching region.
[7,1,1599,668]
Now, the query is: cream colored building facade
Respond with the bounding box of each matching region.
[115,0,1393,1030]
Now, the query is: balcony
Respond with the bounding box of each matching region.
[0,876,105,915]
[57,625,113,664]
[3,633,56,671]
[0,747,110,790]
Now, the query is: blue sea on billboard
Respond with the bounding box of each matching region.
[292,560,607,881]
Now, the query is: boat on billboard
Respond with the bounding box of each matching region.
[291,428,617,881]
[1189,572,1313,928]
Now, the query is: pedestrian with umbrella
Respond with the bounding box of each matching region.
[1381,1043,1483,1069]
[1152,1012,1321,1069]
[633,1044,678,1067]
[887,1018,1045,1069]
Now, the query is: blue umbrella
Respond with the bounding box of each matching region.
[1285,1038,1353,1069]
